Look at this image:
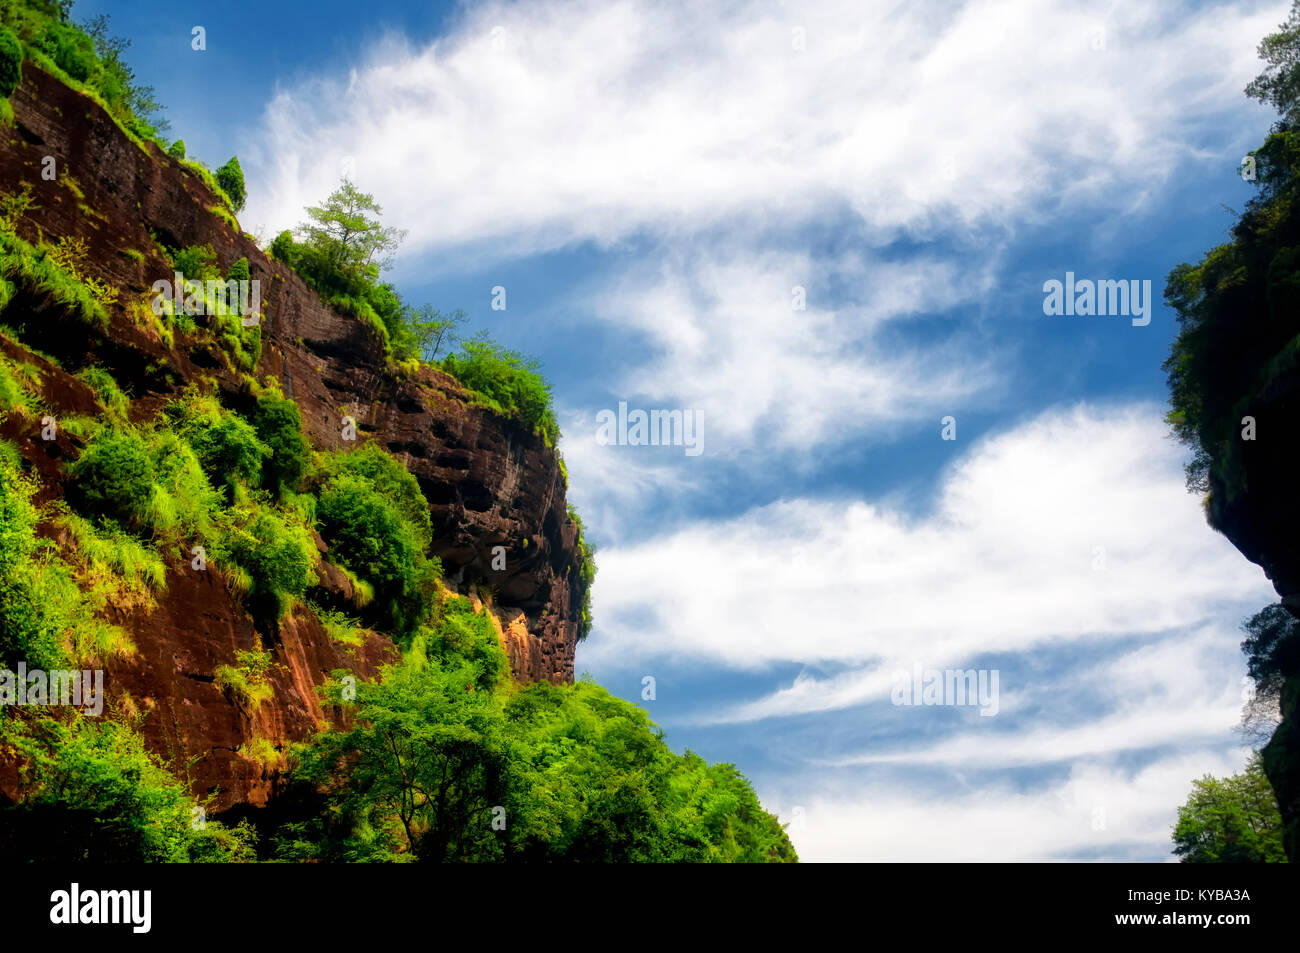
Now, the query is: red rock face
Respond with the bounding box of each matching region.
[0,65,586,809]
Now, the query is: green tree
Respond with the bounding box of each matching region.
[1173,754,1287,862]
[269,229,295,265]
[295,179,406,292]
[410,305,468,363]
[215,156,245,212]
[1245,1,1300,128]
[78,13,168,134]
[287,660,514,862]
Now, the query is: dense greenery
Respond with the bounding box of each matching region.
[279,646,795,862]
[0,25,21,97]
[315,444,441,636]
[215,156,246,213]
[441,335,560,446]
[1172,754,1287,862]
[0,1,168,143]
[1164,2,1300,501]
[0,714,257,861]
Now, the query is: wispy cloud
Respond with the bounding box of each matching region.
[245,0,1282,259]
[584,404,1273,719]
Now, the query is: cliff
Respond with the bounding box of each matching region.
[1,64,586,812]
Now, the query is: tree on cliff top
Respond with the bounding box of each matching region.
[295,179,406,293]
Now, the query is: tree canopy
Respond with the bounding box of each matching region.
[1172,754,1287,862]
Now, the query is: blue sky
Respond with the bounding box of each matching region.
[85,0,1291,860]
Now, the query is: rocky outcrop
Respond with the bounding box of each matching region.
[0,64,587,810]
[1205,361,1300,859]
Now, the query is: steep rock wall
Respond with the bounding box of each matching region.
[0,65,586,810]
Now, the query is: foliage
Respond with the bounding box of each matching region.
[212,505,316,625]
[441,333,559,444]
[1172,754,1287,862]
[390,305,467,364]
[0,714,256,862]
[214,644,275,711]
[0,25,21,97]
[215,156,245,212]
[76,364,127,418]
[163,390,269,498]
[295,179,405,291]
[37,20,93,82]
[280,659,797,863]
[0,448,132,669]
[269,229,294,265]
[0,226,111,329]
[418,593,507,692]
[284,659,512,862]
[326,443,432,550]
[0,4,167,142]
[169,243,218,282]
[1244,603,1300,689]
[317,472,433,634]
[166,138,185,159]
[66,427,156,530]
[311,603,369,647]
[1245,1,1300,129]
[252,392,310,496]
[1164,4,1300,501]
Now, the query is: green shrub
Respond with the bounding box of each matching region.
[0,228,111,329]
[163,392,268,496]
[38,22,97,84]
[328,443,432,549]
[270,230,295,265]
[0,27,22,98]
[441,335,559,445]
[215,156,246,212]
[67,428,156,529]
[169,243,219,282]
[0,450,66,668]
[0,353,39,412]
[422,594,507,691]
[214,645,274,710]
[311,603,368,647]
[214,505,316,624]
[228,257,250,283]
[253,393,309,495]
[318,473,431,632]
[167,139,186,159]
[0,715,258,862]
[0,450,132,669]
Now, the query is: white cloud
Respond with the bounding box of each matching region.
[579,403,1275,720]
[244,0,1283,258]
[773,748,1251,861]
[585,247,1003,456]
